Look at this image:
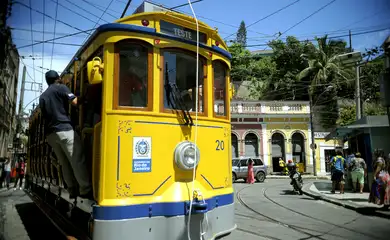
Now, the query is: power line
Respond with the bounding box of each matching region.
[14,38,82,46]
[63,0,114,22]
[17,28,95,49]
[170,0,203,10]
[81,0,115,45]
[80,0,118,19]
[14,1,87,33]
[246,26,390,48]
[41,0,45,93]
[29,0,36,84]
[224,0,301,40]
[46,0,110,24]
[335,9,388,32]
[51,0,59,69]
[152,0,271,37]
[280,0,337,37]
[10,27,88,38]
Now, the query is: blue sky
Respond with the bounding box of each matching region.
[8,0,390,113]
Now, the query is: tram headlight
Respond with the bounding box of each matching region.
[174,141,200,170]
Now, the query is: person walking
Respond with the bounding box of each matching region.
[369,149,387,206]
[330,151,347,194]
[350,152,367,193]
[13,158,26,190]
[247,158,255,184]
[3,158,11,189]
[39,70,92,199]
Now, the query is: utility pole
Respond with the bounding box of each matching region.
[120,0,132,18]
[349,30,352,53]
[356,64,361,120]
[309,91,317,176]
[18,66,26,119]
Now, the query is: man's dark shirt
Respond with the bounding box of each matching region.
[39,83,76,135]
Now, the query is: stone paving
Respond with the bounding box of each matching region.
[0,188,30,240]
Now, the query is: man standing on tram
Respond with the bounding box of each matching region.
[39,70,93,200]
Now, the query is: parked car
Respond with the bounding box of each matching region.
[232,157,267,183]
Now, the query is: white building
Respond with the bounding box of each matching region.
[0,40,19,158]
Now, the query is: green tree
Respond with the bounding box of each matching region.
[236,21,247,47]
[247,56,277,99]
[229,43,253,82]
[298,35,351,94]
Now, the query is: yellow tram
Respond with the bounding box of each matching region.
[26,2,236,239]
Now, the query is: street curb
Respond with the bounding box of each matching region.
[268,176,330,180]
[302,182,390,219]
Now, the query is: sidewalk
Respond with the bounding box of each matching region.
[302,181,390,219]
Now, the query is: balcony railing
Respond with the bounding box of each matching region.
[225,101,310,115]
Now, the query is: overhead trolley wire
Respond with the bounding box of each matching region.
[169,0,203,10]
[10,28,88,38]
[80,0,118,19]
[335,8,388,32]
[14,1,88,33]
[279,0,337,37]
[246,26,390,48]
[224,0,302,40]
[255,0,337,51]
[80,0,115,45]
[17,28,95,49]
[51,0,59,69]
[29,0,36,84]
[41,0,45,93]
[62,0,114,22]
[46,0,110,24]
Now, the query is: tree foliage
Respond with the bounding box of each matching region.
[229,34,386,129]
[236,21,247,47]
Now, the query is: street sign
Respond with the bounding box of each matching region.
[7,144,12,149]
[310,143,317,150]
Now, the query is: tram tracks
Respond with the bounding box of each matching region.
[236,185,328,240]
[262,186,379,239]
[235,184,380,240]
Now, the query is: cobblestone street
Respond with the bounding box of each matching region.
[0,188,64,240]
[1,180,390,240]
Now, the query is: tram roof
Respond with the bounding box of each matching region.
[59,3,229,80]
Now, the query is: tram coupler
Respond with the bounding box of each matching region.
[186,198,208,214]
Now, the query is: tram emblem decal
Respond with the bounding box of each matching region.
[132,137,152,173]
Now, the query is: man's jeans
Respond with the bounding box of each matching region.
[47,130,91,195]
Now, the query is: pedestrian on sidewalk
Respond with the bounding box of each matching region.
[13,158,25,190]
[350,152,367,193]
[330,151,346,194]
[3,158,12,189]
[247,158,255,184]
[368,149,389,209]
[345,150,355,190]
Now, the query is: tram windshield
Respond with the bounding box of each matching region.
[162,50,204,112]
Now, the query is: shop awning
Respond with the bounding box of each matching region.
[325,115,389,141]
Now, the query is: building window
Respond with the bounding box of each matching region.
[213,61,227,117]
[115,40,152,109]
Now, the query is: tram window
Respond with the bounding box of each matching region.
[163,50,205,113]
[213,61,227,116]
[117,42,150,108]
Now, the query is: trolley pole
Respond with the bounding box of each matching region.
[121,0,133,18]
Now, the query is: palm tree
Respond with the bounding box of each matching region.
[298,35,352,95]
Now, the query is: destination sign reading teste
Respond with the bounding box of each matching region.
[160,20,207,44]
